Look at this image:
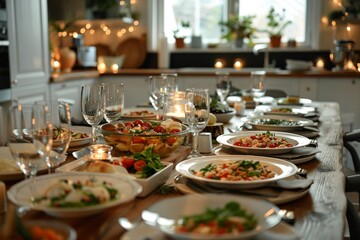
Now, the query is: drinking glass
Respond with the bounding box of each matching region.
[35,100,72,173]
[250,70,266,100]
[7,103,52,200]
[184,88,210,158]
[149,75,176,120]
[81,84,105,142]
[103,83,124,123]
[215,71,231,104]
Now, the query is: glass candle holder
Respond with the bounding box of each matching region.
[163,91,186,120]
[89,144,113,161]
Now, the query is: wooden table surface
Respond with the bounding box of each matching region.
[2,102,346,240]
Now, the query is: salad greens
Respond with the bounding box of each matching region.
[133,147,164,178]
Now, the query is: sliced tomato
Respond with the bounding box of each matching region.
[120,156,135,169]
[132,136,147,144]
[143,122,153,129]
[112,159,121,165]
[124,121,134,128]
[154,125,166,133]
[166,136,177,145]
[133,119,144,126]
[134,160,147,171]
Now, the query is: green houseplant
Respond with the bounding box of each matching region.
[219,15,256,48]
[173,20,191,48]
[265,7,292,48]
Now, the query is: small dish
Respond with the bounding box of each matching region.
[246,115,314,132]
[56,157,173,197]
[23,220,77,240]
[213,110,236,123]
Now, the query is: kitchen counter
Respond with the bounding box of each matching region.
[50,68,360,82]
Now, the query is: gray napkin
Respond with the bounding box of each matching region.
[274,147,320,159]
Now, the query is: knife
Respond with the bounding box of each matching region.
[72,146,90,159]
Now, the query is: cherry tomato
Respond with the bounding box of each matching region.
[120,156,135,169]
[124,121,134,128]
[134,160,147,171]
[166,136,177,145]
[132,136,147,144]
[143,122,153,129]
[154,125,166,133]
[133,119,144,126]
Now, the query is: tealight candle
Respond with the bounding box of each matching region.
[214,60,224,69]
[97,62,107,74]
[53,60,61,73]
[233,60,243,70]
[89,144,113,161]
[111,63,119,73]
[315,58,324,69]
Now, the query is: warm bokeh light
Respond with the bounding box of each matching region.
[214,59,224,69]
[134,20,139,26]
[321,17,328,24]
[85,23,91,29]
[316,58,325,69]
[90,29,95,35]
[111,64,119,73]
[97,63,106,74]
[233,59,244,70]
[128,26,134,32]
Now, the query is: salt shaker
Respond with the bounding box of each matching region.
[198,132,213,153]
[234,100,246,116]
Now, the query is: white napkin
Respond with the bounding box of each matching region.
[256,221,302,240]
[275,178,313,189]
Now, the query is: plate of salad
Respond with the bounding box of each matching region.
[141,194,281,240]
[7,172,142,218]
[57,148,173,197]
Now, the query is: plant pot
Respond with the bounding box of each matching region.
[175,38,185,49]
[59,47,76,73]
[233,38,244,48]
[270,35,282,48]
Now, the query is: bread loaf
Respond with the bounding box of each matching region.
[87,161,115,173]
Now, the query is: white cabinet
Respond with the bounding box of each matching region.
[317,78,360,130]
[50,78,97,122]
[7,0,50,104]
[100,75,149,108]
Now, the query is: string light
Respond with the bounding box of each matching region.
[90,29,95,35]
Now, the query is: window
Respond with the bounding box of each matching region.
[159,0,317,48]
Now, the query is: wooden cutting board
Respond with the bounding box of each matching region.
[162,146,191,166]
[115,36,147,68]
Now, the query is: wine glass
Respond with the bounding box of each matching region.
[35,100,72,173]
[81,84,105,142]
[7,103,52,200]
[184,88,210,158]
[149,75,176,120]
[250,70,266,101]
[215,71,231,104]
[103,82,124,123]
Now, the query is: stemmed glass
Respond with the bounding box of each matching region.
[7,103,52,200]
[35,100,72,173]
[184,88,210,158]
[81,84,105,142]
[103,82,124,123]
[149,75,177,120]
[250,70,266,101]
[215,71,231,104]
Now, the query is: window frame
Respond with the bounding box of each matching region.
[147,0,321,51]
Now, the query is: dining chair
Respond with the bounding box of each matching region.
[343,129,360,173]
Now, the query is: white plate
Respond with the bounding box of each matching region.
[56,157,173,197]
[173,174,311,205]
[121,221,300,240]
[277,97,312,106]
[7,172,142,218]
[122,108,156,119]
[141,194,281,240]
[216,131,311,155]
[255,105,316,117]
[175,155,298,189]
[0,147,48,181]
[246,115,314,131]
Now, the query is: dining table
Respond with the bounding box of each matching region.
[1,101,346,240]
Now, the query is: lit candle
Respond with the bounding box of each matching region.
[345,60,356,71]
[214,60,223,69]
[316,58,324,69]
[111,63,119,73]
[97,62,107,73]
[52,60,61,73]
[233,59,243,70]
[89,144,113,161]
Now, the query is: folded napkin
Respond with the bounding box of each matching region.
[274,147,320,160]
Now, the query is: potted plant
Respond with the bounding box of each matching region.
[173,20,191,49]
[265,7,292,48]
[219,15,256,48]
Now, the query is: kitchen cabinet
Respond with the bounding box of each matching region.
[49,78,97,122]
[6,0,50,104]
[99,75,149,108]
